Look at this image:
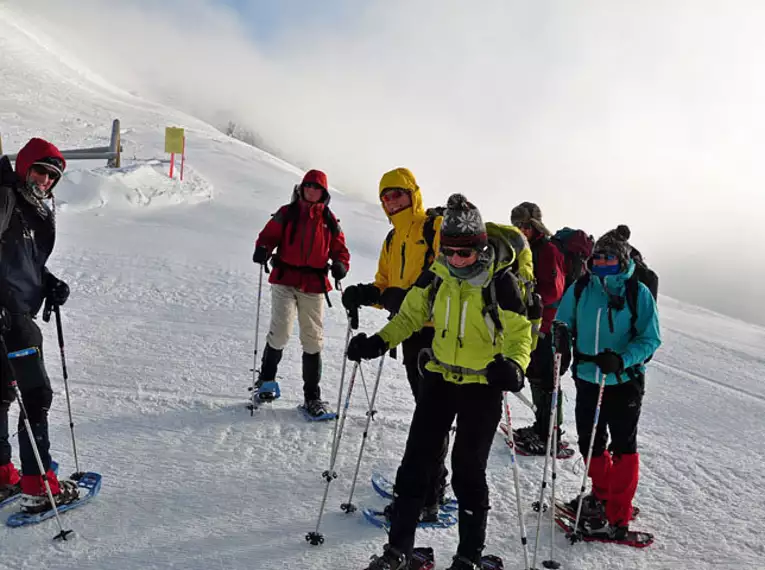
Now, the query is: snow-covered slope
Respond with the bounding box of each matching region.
[0,7,763,570]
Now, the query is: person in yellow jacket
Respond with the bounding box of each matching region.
[348,194,532,570]
[341,167,447,519]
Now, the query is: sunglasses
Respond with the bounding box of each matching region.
[441,247,475,258]
[302,182,325,191]
[381,188,409,203]
[30,163,61,180]
[592,253,617,262]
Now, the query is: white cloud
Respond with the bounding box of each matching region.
[11,0,765,321]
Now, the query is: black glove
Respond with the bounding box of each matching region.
[486,355,525,393]
[527,293,543,321]
[45,273,70,306]
[342,283,381,312]
[0,306,10,335]
[252,246,271,265]
[347,333,388,362]
[380,287,408,315]
[594,350,623,375]
[331,261,347,281]
[551,321,572,374]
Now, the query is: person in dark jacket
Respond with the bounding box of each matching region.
[252,170,350,418]
[510,203,567,455]
[0,138,79,513]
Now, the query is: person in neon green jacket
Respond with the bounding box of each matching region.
[348,194,532,570]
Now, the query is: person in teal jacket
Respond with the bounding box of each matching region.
[554,229,660,541]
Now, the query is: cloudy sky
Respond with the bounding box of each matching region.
[13,0,765,325]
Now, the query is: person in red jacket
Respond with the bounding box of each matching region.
[252,170,350,418]
[510,202,567,455]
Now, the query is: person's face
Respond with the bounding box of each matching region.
[301,183,324,203]
[442,246,478,268]
[381,188,412,215]
[27,164,60,195]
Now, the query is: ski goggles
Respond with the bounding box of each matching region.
[592,253,618,262]
[380,188,410,202]
[441,247,475,258]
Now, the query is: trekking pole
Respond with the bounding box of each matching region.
[42,302,83,479]
[340,352,386,514]
[569,307,605,544]
[4,344,73,541]
[514,391,537,413]
[306,361,361,545]
[532,352,562,570]
[544,402,562,570]
[503,392,530,570]
[247,265,265,415]
[327,308,356,465]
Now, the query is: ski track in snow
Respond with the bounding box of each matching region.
[1,7,764,570]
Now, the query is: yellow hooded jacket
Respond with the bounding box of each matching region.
[374,168,443,292]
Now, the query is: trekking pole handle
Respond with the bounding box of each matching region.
[42,297,54,323]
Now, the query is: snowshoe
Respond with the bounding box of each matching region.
[371,472,458,511]
[500,424,574,459]
[362,506,457,530]
[255,380,281,403]
[554,509,653,548]
[299,399,337,421]
[7,472,102,527]
[555,495,640,520]
[410,547,435,570]
[446,555,480,570]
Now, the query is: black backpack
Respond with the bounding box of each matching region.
[550,227,595,290]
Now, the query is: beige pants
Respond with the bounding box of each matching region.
[266,284,325,354]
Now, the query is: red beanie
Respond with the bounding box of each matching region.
[302,169,328,190]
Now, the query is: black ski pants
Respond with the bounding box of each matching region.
[527,333,563,437]
[388,371,503,564]
[400,327,447,507]
[0,314,54,475]
[574,373,644,458]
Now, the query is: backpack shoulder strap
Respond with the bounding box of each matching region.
[421,212,438,272]
[323,206,340,237]
[571,274,590,339]
[426,272,443,322]
[385,228,395,252]
[625,273,640,339]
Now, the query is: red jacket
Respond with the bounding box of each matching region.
[530,236,566,334]
[256,199,350,294]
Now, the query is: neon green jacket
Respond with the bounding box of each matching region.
[378,255,532,386]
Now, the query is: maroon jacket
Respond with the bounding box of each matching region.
[530,236,566,334]
[255,194,350,294]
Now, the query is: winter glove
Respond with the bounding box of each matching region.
[486,355,525,393]
[347,333,388,362]
[44,273,70,307]
[341,283,381,312]
[380,287,408,315]
[593,350,623,375]
[551,321,572,374]
[527,293,543,321]
[0,306,10,335]
[330,261,347,281]
[252,246,271,265]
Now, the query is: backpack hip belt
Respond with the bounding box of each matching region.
[421,348,488,380]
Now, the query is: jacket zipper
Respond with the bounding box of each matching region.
[400,242,406,280]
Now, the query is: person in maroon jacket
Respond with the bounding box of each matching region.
[510,202,567,455]
[252,170,350,418]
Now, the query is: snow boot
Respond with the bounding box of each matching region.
[19,471,79,514]
[365,544,408,570]
[563,492,606,521]
[419,504,439,523]
[0,462,21,501]
[304,398,330,418]
[302,351,322,402]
